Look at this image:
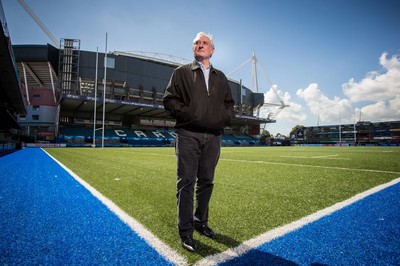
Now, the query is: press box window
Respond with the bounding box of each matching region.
[106,57,115,68]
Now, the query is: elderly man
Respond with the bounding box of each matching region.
[163,32,235,251]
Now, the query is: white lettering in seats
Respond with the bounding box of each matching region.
[114,130,127,137]
[135,131,148,137]
[169,132,177,138]
[153,131,165,138]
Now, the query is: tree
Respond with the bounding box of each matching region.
[290,125,304,142]
[260,130,271,145]
[291,125,304,132]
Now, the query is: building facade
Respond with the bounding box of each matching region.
[291,121,400,146]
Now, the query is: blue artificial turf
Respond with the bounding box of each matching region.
[0,148,172,265]
[221,179,400,265]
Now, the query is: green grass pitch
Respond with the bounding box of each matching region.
[45,146,400,264]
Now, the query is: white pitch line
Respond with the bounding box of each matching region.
[280,155,348,160]
[221,158,400,175]
[195,177,400,266]
[42,149,188,266]
[311,154,339,158]
[279,155,313,159]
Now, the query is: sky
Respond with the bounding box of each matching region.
[2,0,400,136]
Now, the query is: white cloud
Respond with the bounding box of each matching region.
[259,85,306,122]
[342,52,400,122]
[342,52,400,102]
[297,83,354,123]
[297,52,400,125]
[358,95,400,121]
[255,52,400,135]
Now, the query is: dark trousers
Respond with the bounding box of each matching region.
[175,129,221,237]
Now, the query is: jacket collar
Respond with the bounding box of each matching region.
[191,61,217,74]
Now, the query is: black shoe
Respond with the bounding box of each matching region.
[181,235,197,252]
[195,224,217,238]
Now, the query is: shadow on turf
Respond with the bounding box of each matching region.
[195,233,312,266]
[219,250,298,265]
[193,233,240,257]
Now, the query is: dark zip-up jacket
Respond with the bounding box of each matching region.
[163,61,235,135]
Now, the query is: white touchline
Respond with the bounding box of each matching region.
[195,177,400,266]
[105,151,395,173]
[221,158,400,175]
[280,155,348,160]
[42,149,188,266]
[311,154,339,158]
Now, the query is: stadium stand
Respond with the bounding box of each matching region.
[11,38,271,147]
[58,126,256,147]
[291,121,400,146]
[0,2,26,155]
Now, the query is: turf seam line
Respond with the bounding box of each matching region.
[195,176,400,266]
[42,148,188,266]
[221,158,400,174]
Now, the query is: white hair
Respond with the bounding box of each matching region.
[193,32,214,48]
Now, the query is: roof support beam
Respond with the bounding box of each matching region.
[21,62,43,87]
[16,0,60,48]
[21,62,30,105]
[48,62,57,104]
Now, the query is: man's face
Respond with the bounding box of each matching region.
[193,36,214,60]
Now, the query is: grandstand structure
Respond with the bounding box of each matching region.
[13,39,274,147]
[290,121,400,146]
[0,1,26,154]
